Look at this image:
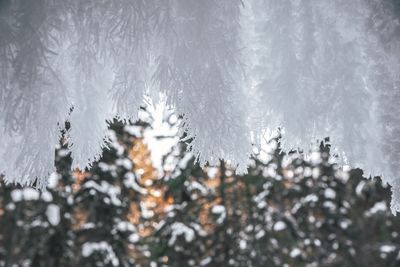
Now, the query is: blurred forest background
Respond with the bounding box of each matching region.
[0,110,400,267]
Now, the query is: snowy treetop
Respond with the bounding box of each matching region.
[1,0,400,213]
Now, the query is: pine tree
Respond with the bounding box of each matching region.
[0,131,75,267]
[2,110,400,267]
[73,121,145,267]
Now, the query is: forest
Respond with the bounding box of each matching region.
[0,111,399,267]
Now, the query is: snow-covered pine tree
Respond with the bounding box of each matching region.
[0,137,75,267]
[74,121,143,267]
[1,109,400,266]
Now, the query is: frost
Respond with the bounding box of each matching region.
[1,0,400,213]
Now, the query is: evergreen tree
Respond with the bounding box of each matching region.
[73,120,146,267]
[0,131,75,267]
[1,115,400,267]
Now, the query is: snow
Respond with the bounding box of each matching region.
[116,221,136,232]
[11,188,40,202]
[314,239,322,247]
[310,152,322,165]
[82,242,119,266]
[22,188,40,200]
[355,181,366,197]
[365,201,388,216]
[211,205,226,214]
[239,240,247,250]
[1,0,400,213]
[47,173,60,189]
[200,257,212,266]
[124,125,142,137]
[290,248,302,258]
[11,190,22,202]
[143,102,179,173]
[83,181,122,206]
[30,219,49,228]
[178,153,194,170]
[46,204,60,226]
[140,201,155,219]
[273,221,287,231]
[190,223,207,237]
[323,201,337,211]
[98,162,117,173]
[82,223,95,229]
[129,233,140,243]
[339,220,351,230]
[254,191,269,207]
[303,194,319,203]
[116,159,132,170]
[380,245,396,254]
[207,167,219,178]
[211,205,226,224]
[41,191,53,202]
[186,181,208,195]
[324,188,336,199]
[123,172,147,195]
[168,222,195,246]
[108,130,125,156]
[255,230,265,239]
